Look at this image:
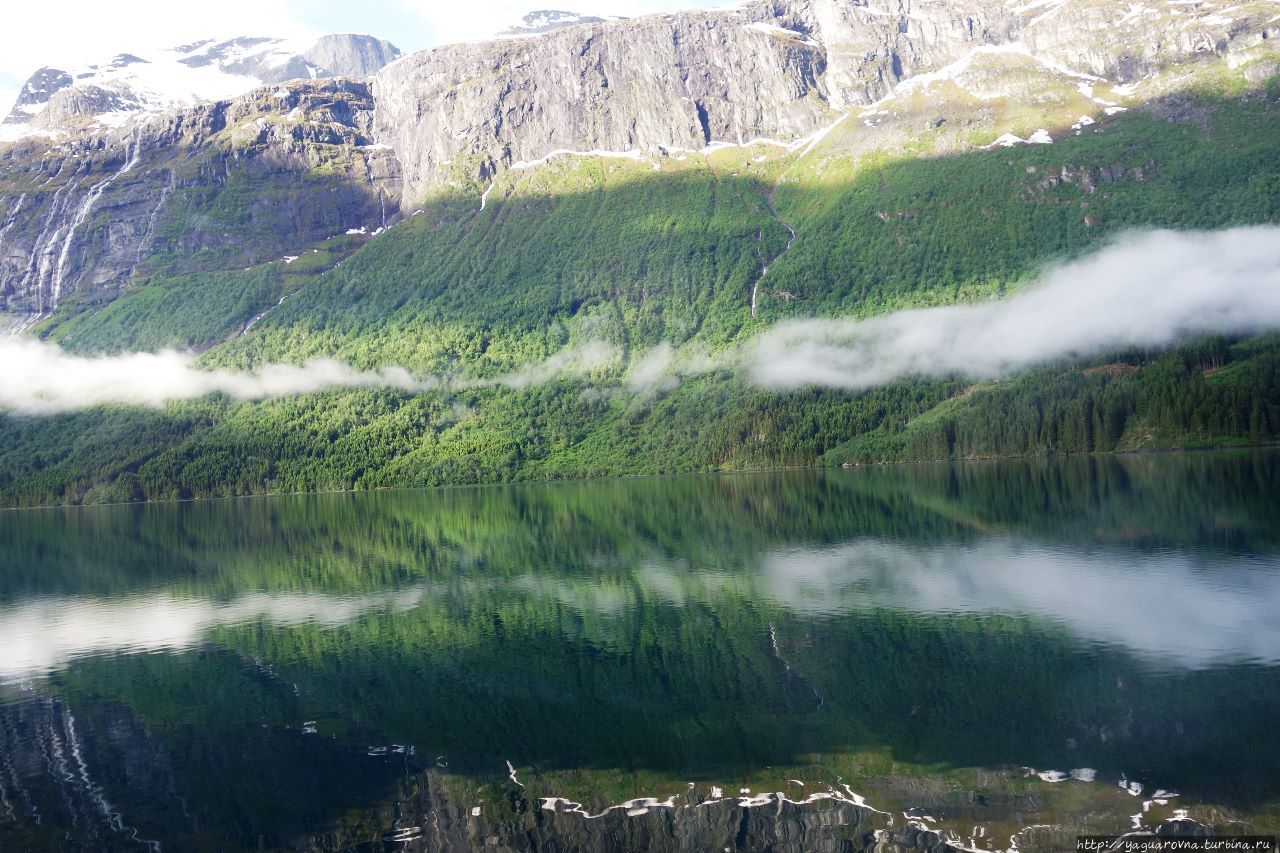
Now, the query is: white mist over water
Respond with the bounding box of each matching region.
[1,227,1278,413]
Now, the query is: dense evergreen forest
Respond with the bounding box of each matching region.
[2,82,1279,507]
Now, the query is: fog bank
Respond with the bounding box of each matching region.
[748,227,1280,389]
[2,227,1278,413]
[0,339,616,415]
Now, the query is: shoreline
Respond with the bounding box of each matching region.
[3,441,1276,513]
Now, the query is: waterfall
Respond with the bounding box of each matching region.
[0,193,29,254]
[49,124,145,307]
[0,749,15,824]
[4,312,44,339]
[20,168,86,313]
[0,194,30,328]
[240,290,298,336]
[135,170,175,265]
[749,203,796,319]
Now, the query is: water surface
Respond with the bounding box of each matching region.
[1,452,1279,850]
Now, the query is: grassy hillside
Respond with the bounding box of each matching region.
[2,80,1279,507]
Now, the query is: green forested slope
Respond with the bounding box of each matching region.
[3,83,1280,506]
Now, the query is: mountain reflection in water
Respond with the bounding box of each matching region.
[0,451,1277,851]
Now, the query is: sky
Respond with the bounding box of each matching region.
[0,0,729,115]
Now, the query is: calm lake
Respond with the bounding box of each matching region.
[1,452,1278,851]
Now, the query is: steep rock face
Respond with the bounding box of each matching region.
[785,0,1020,109]
[1017,0,1280,82]
[0,79,400,314]
[374,9,826,202]
[29,85,144,130]
[284,34,402,83]
[0,696,963,853]
[375,0,1024,202]
[375,0,1279,204]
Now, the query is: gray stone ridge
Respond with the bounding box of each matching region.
[373,0,1279,202]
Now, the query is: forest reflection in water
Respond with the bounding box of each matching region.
[0,451,1277,850]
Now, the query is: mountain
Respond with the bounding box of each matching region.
[0,33,403,320]
[0,0,1278,505]
[378,0,1280,199]
[2,0,1276,318]
[1,33,400,141]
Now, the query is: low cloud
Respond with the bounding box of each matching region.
[486,340,618,390]
[747,227,1280,389]
[0,340,613,415]
[0,343,414,415]
[2,228,1278,414]
[626,343,680,392]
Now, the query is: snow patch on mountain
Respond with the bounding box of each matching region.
[894,42,1102,102]
[1,34,399,141]
[985,128,1053,147]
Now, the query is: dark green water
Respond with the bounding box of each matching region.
[1,452,1279,851]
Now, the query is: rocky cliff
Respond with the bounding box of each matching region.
[374,0,1279,203]
[374,0,1021,201]
[0,78,400,316]
[0,0,1276,321]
